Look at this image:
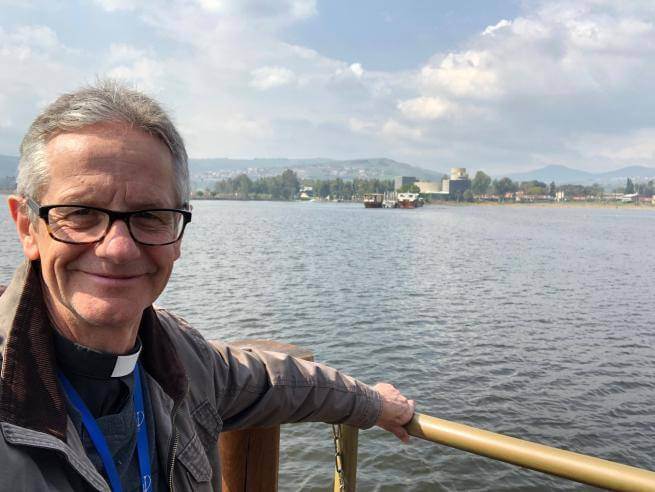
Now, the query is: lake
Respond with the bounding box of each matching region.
[1,200,654,491]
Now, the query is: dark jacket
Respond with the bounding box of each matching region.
[0,261,382,491]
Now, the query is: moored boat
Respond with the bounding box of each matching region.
[397,192,422,208]
[363,193,384,208]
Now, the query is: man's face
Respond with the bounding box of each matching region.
[24,123,181,331]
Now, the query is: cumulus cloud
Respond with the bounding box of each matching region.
[382,119,423,141]
[482,19,512,36]
[572,128,655,163]
[93,0,138,11]
[397,96,453,121]
[421,51,501,99]
[349,62,363,78]
[2,0,655,173]
[250,66,296,90]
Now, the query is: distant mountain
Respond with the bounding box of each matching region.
[189,157,332,173]
[597,166,655,179]
[503,165,595,184]
[0,155,18,177]
[190,157,446,183]
[292,158,445,181]
[503,164,655,186]
[1,154,443,184]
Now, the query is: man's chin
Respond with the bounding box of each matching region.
[69,296,148,330]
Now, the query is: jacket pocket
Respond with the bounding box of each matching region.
[192,400,223,451]
[177,433,212,483]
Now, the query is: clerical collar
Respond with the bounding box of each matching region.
[53,330,142,380]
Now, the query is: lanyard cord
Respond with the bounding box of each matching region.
[58,363,152,492]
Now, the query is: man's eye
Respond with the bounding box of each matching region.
[51,207,102,223]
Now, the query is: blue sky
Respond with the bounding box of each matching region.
[1,0,655,174]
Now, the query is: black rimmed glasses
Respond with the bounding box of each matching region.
[26,197,192,246]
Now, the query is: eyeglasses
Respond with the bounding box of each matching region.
[26,197,192,246]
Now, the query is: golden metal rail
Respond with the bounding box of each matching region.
[406,413,655,492]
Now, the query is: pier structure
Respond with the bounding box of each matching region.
[216,339,655,492]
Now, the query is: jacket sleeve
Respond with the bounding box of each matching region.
[209,342,382,432]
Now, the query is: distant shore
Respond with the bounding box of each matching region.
[429,200,654,209]
[190,195,654,209]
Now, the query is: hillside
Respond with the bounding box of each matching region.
[503,164,655,186]
[190,157,446,185]
[0,155,18,177]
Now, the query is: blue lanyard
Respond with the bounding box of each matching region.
[58,363,152,492]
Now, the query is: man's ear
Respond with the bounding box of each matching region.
[7,195,40,260]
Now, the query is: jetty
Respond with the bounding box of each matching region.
[217,339,655,492]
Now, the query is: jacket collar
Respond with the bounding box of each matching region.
[0,260,188,441]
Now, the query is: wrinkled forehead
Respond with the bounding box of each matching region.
[41,124,179,208]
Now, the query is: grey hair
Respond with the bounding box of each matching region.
[17,79,190,212]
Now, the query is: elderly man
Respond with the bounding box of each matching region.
[0,81,414,491]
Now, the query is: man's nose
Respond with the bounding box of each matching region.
[95,219,141,261]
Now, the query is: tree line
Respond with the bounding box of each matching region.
[471,171,649,197]
[201,169,300,200]
[195,170,394,200]
[195,169,652,201]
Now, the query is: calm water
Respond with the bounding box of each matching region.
[1,200,654,491]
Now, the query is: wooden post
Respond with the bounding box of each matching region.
[332,424,359,492]
[211,339,314,492]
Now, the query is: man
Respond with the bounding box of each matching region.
[0,80,414,491]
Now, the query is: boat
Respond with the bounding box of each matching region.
[383,191,398,208]
[397,192,422,208]
[363,193,384,208]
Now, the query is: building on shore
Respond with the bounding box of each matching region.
[411,168,471,200]
[446,168,471,197]
[394,176,417,191]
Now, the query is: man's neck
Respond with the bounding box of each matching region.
[55,321,139,355]
[44,296,140,355]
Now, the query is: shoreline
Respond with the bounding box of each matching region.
[426,200,654,210]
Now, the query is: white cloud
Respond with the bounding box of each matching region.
[398,96,453,121]
[94,0,137,11]
[382,119,423,141]
[250,66,296,90]
[107,57,164,92]
[421,50,501,99]
[108,43,148,63]
[573,129,655,163]
[348,117,376,134]
[3,0,655,173]
[482,19,512,36]
[349,62,363,78]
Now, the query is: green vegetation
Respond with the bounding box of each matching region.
[195,170,393,201]
[305,177,393,200]
[193,168,655,204]
[210,169,300,200]
[471,171,491,195]
[625,177,635,194]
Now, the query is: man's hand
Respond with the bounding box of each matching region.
[373,382,415,443]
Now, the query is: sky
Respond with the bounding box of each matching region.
[1,0,655,174]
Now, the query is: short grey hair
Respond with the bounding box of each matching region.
[17,79,190,211]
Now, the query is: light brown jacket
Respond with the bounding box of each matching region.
[0,261,381,491]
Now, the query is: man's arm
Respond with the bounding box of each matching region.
[209,343,414,438]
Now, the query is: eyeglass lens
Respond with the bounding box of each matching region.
[47,206,184,245]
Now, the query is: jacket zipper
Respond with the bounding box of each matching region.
[167,401,181,492]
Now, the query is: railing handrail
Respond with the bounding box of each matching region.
[406,413,655,492]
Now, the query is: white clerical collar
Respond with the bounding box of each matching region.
[110,347,142,377]
[53,330,142,379]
